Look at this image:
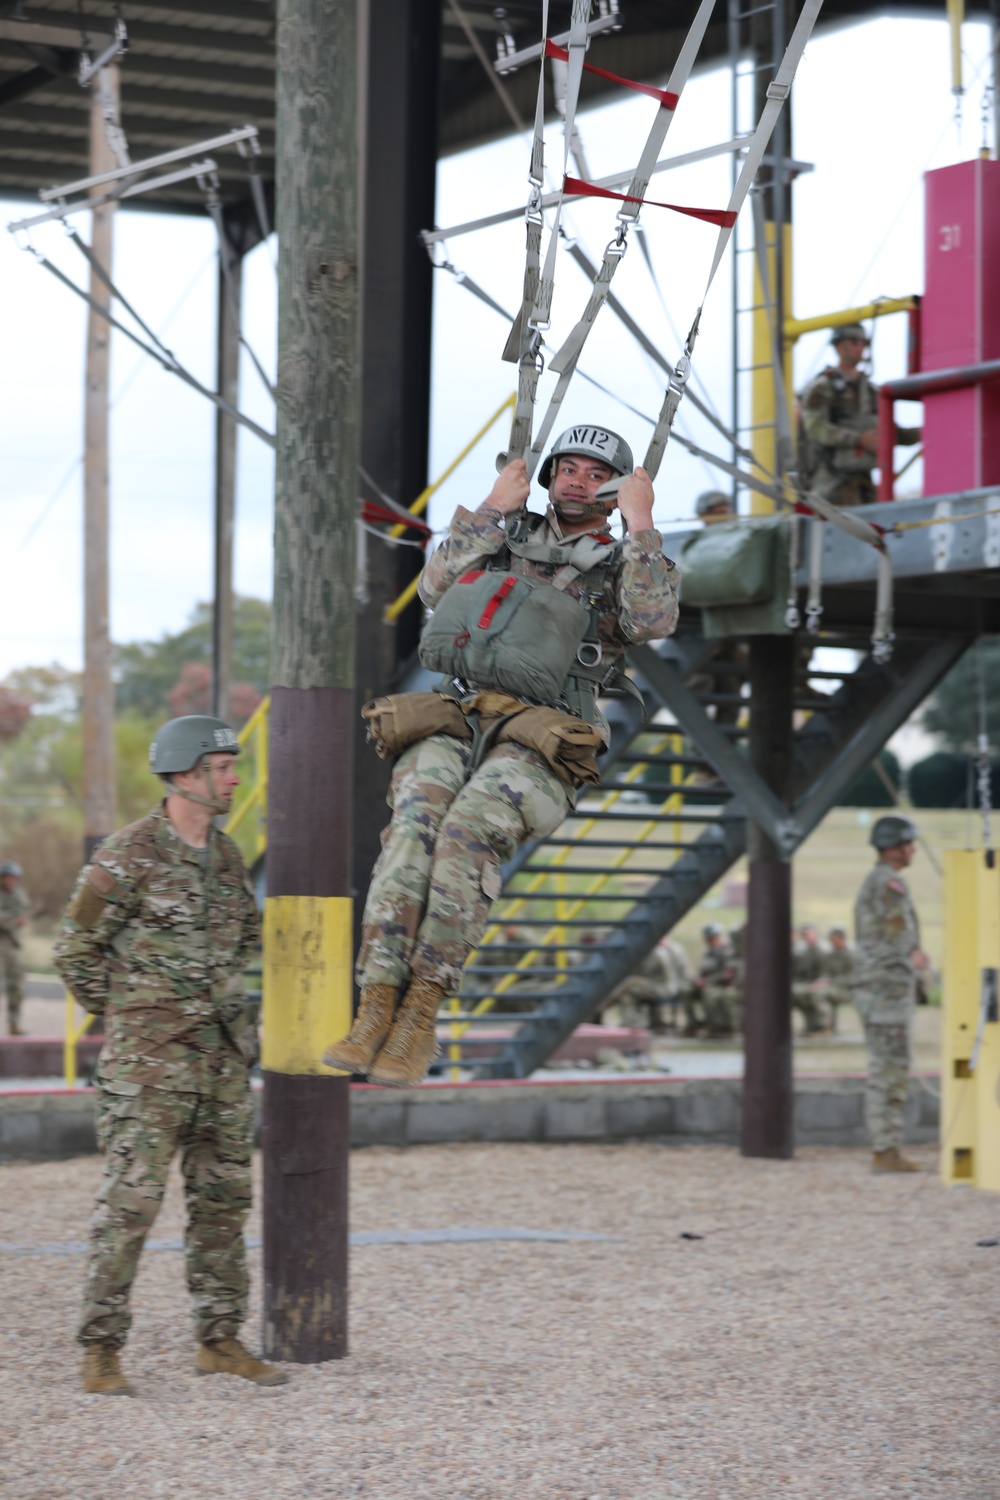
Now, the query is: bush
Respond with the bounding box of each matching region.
[837,750,900,808]
[909,752,971,808]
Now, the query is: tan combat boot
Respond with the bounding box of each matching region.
[82,1342,135,1396]
[872,1147,920,1173]
[367,976,445,1088]
[322,983,398,1074]
[196,1337,288,1386]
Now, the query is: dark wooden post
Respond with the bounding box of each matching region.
[741,633,795,1158]
[261,0,358,1363]
[353,0,441,971]
[82,66,119,861]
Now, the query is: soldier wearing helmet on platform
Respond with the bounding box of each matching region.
[852,814,931,1173]
[0,860,29,1035]
[54,716,286,1395]
[325,424,679,1089]
[695,489,735,525]
[798,324,921,508]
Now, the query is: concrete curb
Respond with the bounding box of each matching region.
[0,1073,939,1159]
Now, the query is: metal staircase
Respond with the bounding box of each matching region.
[435,626,969,1079]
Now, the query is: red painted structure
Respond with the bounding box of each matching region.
[896,159,1000,498]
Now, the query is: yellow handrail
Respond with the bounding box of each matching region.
[63,989,95,1089]
[224,693,270,860]
[784,297,916,341]
[384,393,516,622]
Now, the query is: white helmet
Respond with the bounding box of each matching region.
[538,424,634,488]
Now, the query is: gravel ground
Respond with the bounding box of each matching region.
[1,1141,998,1499]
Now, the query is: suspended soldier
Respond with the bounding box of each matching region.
[852,814,931,1173]
[324,426,679,1087]
[0,860,29,1036]
[798,325,921,508]
[55,716,287,1395]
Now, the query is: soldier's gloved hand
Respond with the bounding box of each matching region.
[858,427,880,456]
[487,459,531,516]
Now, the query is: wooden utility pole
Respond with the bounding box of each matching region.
[261,0,358,1362]
[82,67,119,861]
[212,221,242,721]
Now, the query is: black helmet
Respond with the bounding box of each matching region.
[870,814,918,851]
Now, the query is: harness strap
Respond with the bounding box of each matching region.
[31,240,275,449]
[642,0,824,480]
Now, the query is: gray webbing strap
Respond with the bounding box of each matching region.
[504,0,551,462]
[30,243,276,449]
[545,0,716,377]
[204,189,277,401]
[643,0,824,479]
[531,0,591,328]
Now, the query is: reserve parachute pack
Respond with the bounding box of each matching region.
[418,511,632,727]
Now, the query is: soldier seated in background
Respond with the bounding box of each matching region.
[798,324,921,508]
[657,934,695,1033]
[823,924,855,1032]
[604,946,670,1030]
[792,922,831,1035]
[467,923,539,1014]
[0,860,29,1036]
[694,923,741,1039]
[55,716,286,1397]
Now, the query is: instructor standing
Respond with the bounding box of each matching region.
[852,815,930,1173]
[56,716,286,1395]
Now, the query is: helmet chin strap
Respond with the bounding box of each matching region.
[167,764,228,815]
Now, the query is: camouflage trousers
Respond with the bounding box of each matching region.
[357,733,570,994]
[793,983,829,1034]
[79,1072,252,1348]
[0,940,23,1026]
[702,983,741,1037]
[864,1020,910,1152]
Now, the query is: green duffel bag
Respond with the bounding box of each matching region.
[419,567,591,705]
[679,517,779,608]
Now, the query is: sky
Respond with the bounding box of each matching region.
[0,13,994,682]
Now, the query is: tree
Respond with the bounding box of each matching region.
[0,688,31,742]
[165,662,262,725]
[115,597,271,718]
[837,749,900,807]
[923,640,1000,753]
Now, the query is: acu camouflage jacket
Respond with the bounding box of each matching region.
[852,860,921,1023]
[55,804,259,1091]
[0,885,28,950]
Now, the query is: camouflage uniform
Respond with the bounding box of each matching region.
[0,883,29,1030]
[55,804,259,1350]
[357,501,679,995]
[852,862,921,1152]
[791,933,829,1033]
[697,935,740,1038]
[799,367,923,509]
[605,948,670,1029]
[822,938,855,1032]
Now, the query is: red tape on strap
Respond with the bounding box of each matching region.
[563,175,737,228]
[545,39,679,110]
[478,574,518,629]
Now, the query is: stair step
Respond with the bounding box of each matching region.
[537,837,694,848]
[562,809,734,823]
[520,864,685,877]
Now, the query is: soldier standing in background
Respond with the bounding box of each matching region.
[852,815,931,1173]
[55,716,286,1396]
[0,861,29,1036]
[798,325,921,508]
[695,489,735,525]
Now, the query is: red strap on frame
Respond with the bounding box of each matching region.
[478,574,518,629]
[563,175,737,228]
[544,39,679,110]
